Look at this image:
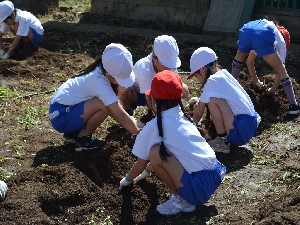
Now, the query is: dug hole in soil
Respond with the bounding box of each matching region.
[0,14,299,225]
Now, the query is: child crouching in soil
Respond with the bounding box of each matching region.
[189,47,261,154]
[119,70,226,215]
[49,43,142,152]
[0,0,44,59]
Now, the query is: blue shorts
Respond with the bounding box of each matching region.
[227,113,259,146]
[132,91,146,109]
[237,20,276,57]
[30,29,43,46]
[49,102,85,133]
[178,161,226,205]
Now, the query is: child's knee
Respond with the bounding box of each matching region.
[235,50,246,62]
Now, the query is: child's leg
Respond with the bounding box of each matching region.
[118,86,137,116]
[268,74,281,94]
[232,50,247,79]
[207,97,234,136]
[145,162,153,171]
[262,52,297,105]
[149,144,184,195]
[246,51,261,85]
[79,97,109,137]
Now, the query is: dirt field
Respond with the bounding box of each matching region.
[0,9,300,225]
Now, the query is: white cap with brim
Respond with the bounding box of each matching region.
[188,47,218,80]
[0,1,14,23]
[114,71,135,88]
[102,43,135,88]
[154,35,181,69]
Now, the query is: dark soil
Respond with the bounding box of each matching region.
[0,14,299,225]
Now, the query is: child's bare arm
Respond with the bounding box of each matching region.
[193,101,206,124]
[119,158,148,190]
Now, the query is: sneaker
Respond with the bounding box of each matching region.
[289,102,300,115]
[75,136,105,152]
[19,42,33,54]
[156,194,196,215]
[207,136,230,154]
[62,130,80,143]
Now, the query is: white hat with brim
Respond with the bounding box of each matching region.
[102,43,135,88]
[154,35,181,69]
[188,47,218,79]
[114,71,135,88]
[0,1,14,23]
[159,57,181,69]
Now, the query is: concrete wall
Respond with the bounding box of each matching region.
[91,1,208,29]
[91,0,300,37]
[10,0,59,15]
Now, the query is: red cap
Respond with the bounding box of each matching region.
[145,70,183,99]
[277,26,290,48]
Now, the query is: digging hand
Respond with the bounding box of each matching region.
[1,52,10,60]
[119,173,133,190]
[133,170,151,184]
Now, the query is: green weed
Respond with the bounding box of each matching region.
[17,107,42,130]
[89,207,113,225]
[54,72,66,79]
[0,87,18,98]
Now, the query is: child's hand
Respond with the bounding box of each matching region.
[119,173,133,190]
[130,116,145,128]
[188,97,199,107]
[133,170,151,184]
[0,50,5,57]
[1,52,10,60]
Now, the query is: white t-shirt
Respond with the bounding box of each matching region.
[0,9,44,36]
[133,53,178,93]
[50,67,118,106]
[200,69,260,122]
[252,19,286,62]
[132,106,217,174]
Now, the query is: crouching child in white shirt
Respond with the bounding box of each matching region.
[0,0,44,59]
[119,70,226,215]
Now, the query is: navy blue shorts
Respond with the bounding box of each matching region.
[237,20,276,57]
[227,113,259,146]
[132,91,146,109]
[49,102,85,133]
[31,29,43,46]
[178,161,226,205]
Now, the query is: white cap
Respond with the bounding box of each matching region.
[0,1,14,23]
[102,43,135,88]
[153,35,181,68]
[188,47,218,79]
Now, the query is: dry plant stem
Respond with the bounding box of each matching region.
[0,90,55,99]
